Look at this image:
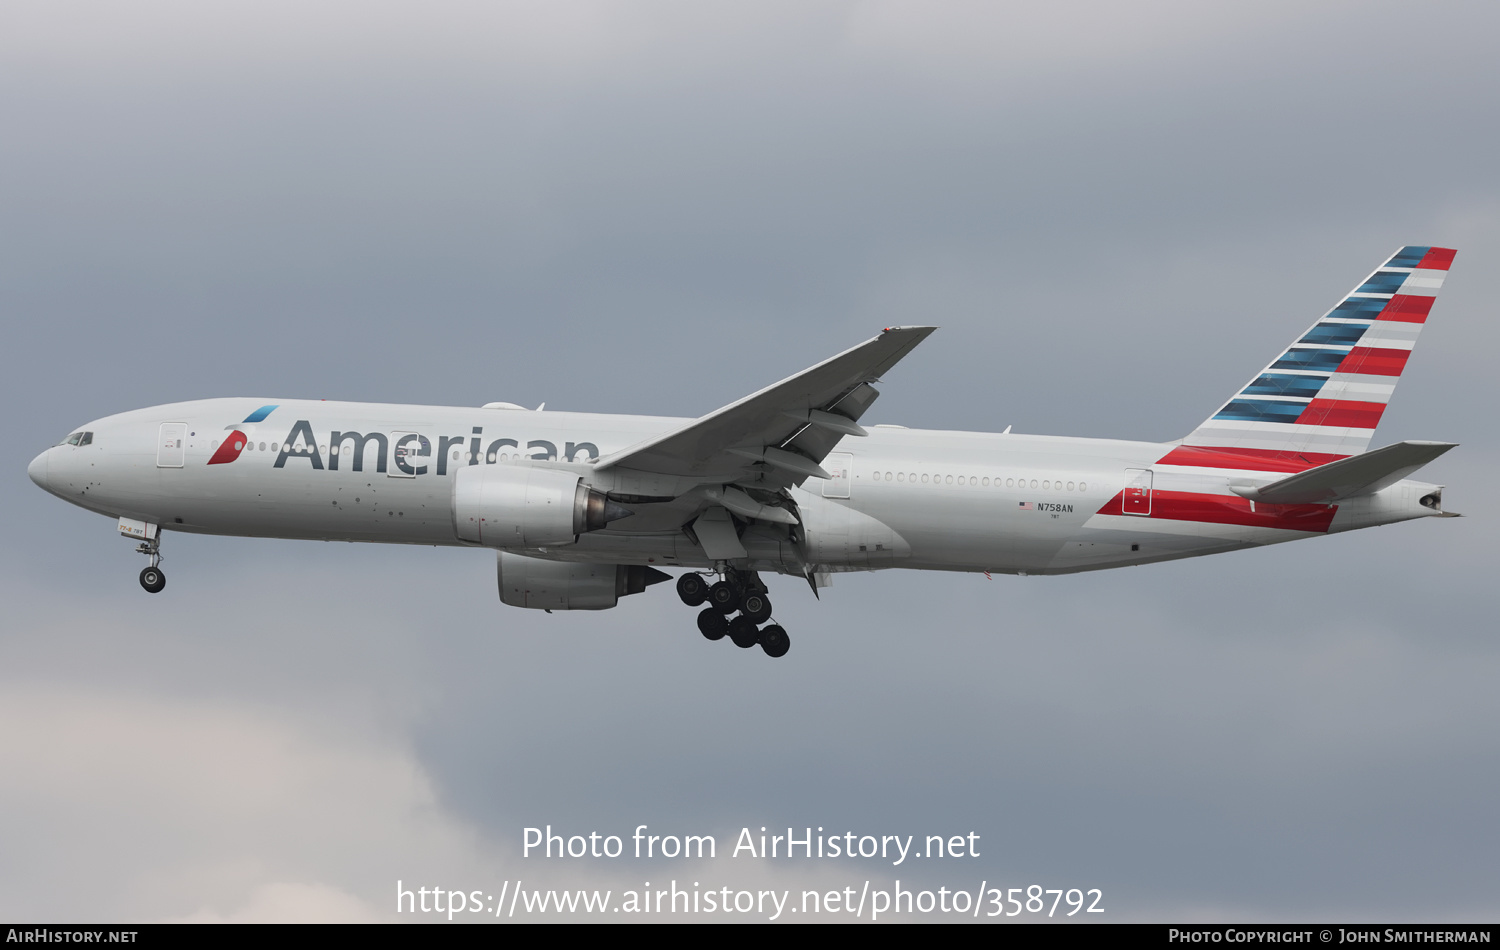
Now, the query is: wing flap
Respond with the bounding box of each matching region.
[691,507,748,559]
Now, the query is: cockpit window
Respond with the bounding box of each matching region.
[62,432,83,446]
[78,432,93,446]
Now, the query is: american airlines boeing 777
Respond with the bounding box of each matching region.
[28,247,1460,657]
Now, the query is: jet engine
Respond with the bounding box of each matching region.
[452,464,632,547]
[496,551,670,610]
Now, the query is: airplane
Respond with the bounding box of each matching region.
[28,246,1460,658]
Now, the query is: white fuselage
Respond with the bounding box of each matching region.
[29,397,1445,578]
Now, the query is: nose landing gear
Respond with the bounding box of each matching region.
[136,536,165,593]
[678,568,790,658]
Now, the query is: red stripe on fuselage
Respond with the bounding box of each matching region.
[1296,398,1385,428]
[1155,446,1348,473]
[1095,490,1336,532]
[1337,346,1410,377]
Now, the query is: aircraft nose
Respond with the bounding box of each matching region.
[28,449,49,489]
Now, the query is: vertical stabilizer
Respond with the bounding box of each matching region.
[1170,246,1454,470]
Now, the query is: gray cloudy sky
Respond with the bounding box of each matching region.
[3,0,1497,922]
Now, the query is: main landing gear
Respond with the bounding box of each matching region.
[137,535,165,593]
[678,569,790,658]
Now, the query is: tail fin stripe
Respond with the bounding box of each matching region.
[1216,400,1311,424]
[1356,272,1409,295]
[1243,374,1327,398]
[1336,347,1410,377]
[1357,323,1421,348]
[1397,273,1445,294]
[1379,295,1435,322]
[1269,349,1350,372]
[1300,323,1370,346]
[1418,247,1456,269]
[1296,398,1385,429]
[1318,377,1395,401]
[1385,247,1432,267]
[1333,297,1391,316]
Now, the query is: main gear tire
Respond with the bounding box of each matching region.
[697,608,728,641]
[677,573,709,607]
[708,580,741,614]
[728,615,760,649]
[760,624,790,658]
[741,592,772,624]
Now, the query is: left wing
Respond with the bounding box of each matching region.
[595,326,935,491]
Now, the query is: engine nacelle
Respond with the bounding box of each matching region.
[452,464,631,547]
[496,552,670,610]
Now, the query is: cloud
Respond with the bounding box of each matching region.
[0,679,474,921]
[168,882,382,924]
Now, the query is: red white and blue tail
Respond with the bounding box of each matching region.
[1171,246,1454,470]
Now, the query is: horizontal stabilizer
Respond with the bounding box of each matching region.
[1231,440,1457,504]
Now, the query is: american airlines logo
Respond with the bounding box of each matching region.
[206,405,278,466]
[208,407,599,475]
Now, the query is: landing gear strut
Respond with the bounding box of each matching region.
[136,535,165,593]
[679,568,790,658]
